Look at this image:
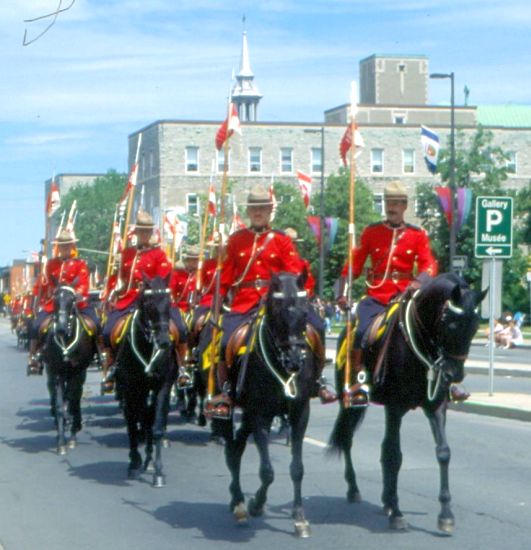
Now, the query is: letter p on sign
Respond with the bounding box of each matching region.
[486,210,502,232]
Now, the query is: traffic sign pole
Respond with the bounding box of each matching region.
[488,257,495,395]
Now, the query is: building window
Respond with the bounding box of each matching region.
[186,193,198,216]
[249,147,262,173]
[280,147,293,173]
[311,147,322,173]
[371,148,384,173]
[402,149,415,173]
[185,146,199,172]
[394,115,406,125]
[506,151,517,174]
[149,150,155,175]
[217,149,230,173]
[373,193,384,215]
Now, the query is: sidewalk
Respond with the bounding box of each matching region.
[325,335,531,423]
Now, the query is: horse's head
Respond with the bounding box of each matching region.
[418,273,488,382]
[138,274,172,351]
[53,281,78,339]
[266,272,310,372]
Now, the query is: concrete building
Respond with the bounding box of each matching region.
[127,42,530,226]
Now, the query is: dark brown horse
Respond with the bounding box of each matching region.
[329,273,487,534]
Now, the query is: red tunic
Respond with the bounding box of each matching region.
[220,227,302,313]
[342,221,438,305]
[114,246,172,310]
[39,257,91,313]
[169,269,196,312]
[198,258,218,308]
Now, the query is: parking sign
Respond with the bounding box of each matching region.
[475,196,513,258]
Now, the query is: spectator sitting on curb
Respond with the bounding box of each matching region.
[498,320,524,349]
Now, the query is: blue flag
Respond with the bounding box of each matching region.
[421,125,439,174]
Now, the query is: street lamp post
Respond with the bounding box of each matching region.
[430,71,456,272]
[304,127,326,297]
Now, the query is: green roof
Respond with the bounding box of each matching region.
[477,105,531,128]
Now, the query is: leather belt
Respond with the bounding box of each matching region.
[370,271,413,281]
[238,279,269,289]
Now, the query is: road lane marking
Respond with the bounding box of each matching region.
[304,436,327,448]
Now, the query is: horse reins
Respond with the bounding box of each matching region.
[52,285,81,359]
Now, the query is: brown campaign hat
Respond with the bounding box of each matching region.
[182,245,200,259]
[53,229,78,244]
[243,185,274,206]
[134,210,155,229]
[384,180,408,200]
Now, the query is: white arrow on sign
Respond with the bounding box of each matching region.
[486,246,503,255]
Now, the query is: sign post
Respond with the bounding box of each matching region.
[475,196,513,395]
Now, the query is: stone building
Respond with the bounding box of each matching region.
[127,42,530,226]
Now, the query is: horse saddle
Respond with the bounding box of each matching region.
[110,313,133,349]
[38,315,53,337]
[225,320,254,369]
[79,314,97,337]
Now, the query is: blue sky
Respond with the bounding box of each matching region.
[1,0,530,265]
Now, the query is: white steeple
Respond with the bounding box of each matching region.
[231,21,262,122]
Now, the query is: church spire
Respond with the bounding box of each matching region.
[231,19,262,122]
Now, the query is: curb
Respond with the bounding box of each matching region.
[449,401,531,422]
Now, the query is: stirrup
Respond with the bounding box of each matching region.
[343,384,370,408]
[177,367,194,390]
[317,377,338,404]
[27,355,43,376]
[204,394,233,420]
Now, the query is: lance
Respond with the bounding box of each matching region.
[104,204,120,284]
[194,161,216,310]
[344,81,358,397]
[207,99,234,399]
[123,133,143,246]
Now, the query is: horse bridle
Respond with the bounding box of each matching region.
[52,285,81,359]
[401,290,470,401]
[131,287,171,374]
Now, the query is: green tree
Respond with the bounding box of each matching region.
[416,127,529,313]
[60,170,126,273]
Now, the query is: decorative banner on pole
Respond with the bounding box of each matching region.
[296,170,312,209]
[421,125,440,174]
[434,186,452,226]
[325,217,339,251]
[339,125,365,166]
[456,187,473,232]
[307,215,321,244]
[215,103,242,150]
[46,181,61,218]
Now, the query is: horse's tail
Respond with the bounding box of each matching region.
[326,406,366,457]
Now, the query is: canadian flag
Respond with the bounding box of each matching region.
[208,183,217,216]
[46,181,61,218]
[296,170,312,209]
[215,103,242,151]
[339,124,365,166]
[119,162,139,205]
[163,212,176,238]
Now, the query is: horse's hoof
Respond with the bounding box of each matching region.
[389,514,408,530]
[198,414,206,427]
[127,468,142,480]
[347,490,362,503]
[438,517,455,535]
[248,497,263,517]
[382,505,392,516]
[145,462,155,474]
[294,520,311,538]
[57,445,67,456]
[162,438,170,449]
[68,437,77,449]
[233,502,249,523]
[153,474,165,488]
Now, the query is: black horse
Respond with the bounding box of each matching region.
[114,275,177,486]
[41,283,96,454]
[218,272,318,538]
[329,273,487,534]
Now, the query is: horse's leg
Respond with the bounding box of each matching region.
[424,401,454,534]
[54,375,68,455]
[151,383,172,487]
[65,367,87,449]
[248,417,275,518]
[381,405,407,529]
[225,418,251,521]
[123,396,143,479]
[289,403,311,538]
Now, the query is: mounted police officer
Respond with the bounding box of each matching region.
[338,180,442,405]
[206,186,333,417]
[28,229,99,374]
[101,210,172,387]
